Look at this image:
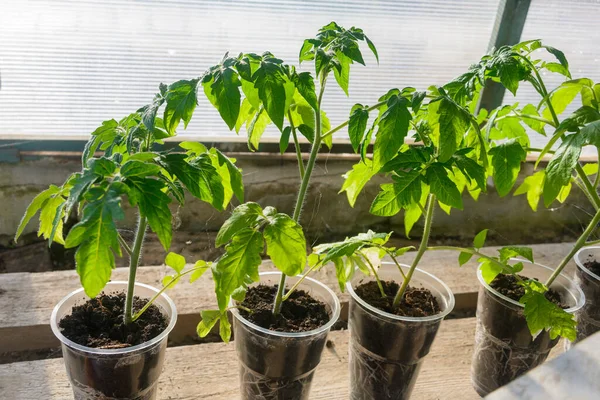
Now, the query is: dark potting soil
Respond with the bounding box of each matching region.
[239,284,329,332]
[354,280,441,317]
[490,274,566,308]
[59,292,168,348]
[583,257,600,276]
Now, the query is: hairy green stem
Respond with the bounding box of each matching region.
[392,194,435,307]
[320,100,387,140]
[576,164,600,209]
[494,113,556,128]
[359,251,386,297]
[546,207,600,287]
[272,80,327,315]
[595,148,600,190]
[132,264,206,322]
[124,215,148,325]
[118,233,132,256]
[287,110,305,180]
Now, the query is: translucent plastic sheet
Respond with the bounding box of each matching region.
[574,263,600,342]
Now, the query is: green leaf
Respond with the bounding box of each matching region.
[219,314,232,343]
[65,183,126,297]
[452,153,487,191]
[279,126,291,154]
[126,177,173,250]
[88,157,117,177]
[211,148,244,203]
[340,159,377,207]
[582,163,598,176]
[403,184,428,238]
[559,106,600,132]
[514,170,545,212]
[520,104,546,135]
[190,260,210,283]
[213,228,263,300]
[365,35,379,63]
[373,96,411,168]
[253,58,293,130]
[164,79,199,135]
[333,52,351,95]
[369,171,422,216]
[479,259,503,284]
[165,252,186,274]
[202,67,241,130]
[38,195,66,245]
[433,97,470,162]
[498,246,534,263]
[293,72,318,111]
[426,164,463,210]
[489,141,527,197]
[521,281,576,341]
[458,251,473,266]
[333,257,354,291]
[348,104,369,153]
[162,153,225,211]
[542,79,591,120]
[120,160,161,178]
[247,107,271,151]
[216,202,264,247]
[263,213,307,276]
[15,185,61,242]
[197,310,221,338]
[543,133,584,207]
[492,117,529,148]
[473,229,488,249]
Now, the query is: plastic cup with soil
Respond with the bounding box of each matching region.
[50,281,177,400]
[346,262,455,400]
[471,260,584,397]
[573,246,600,342]
[229,271,340,400]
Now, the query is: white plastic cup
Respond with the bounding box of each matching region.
[346,263,455,400]
[230,272,341,400]
[471,260,584,396]
[51,281,177,400]
[573,246,600,342]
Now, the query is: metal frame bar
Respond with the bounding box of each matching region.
[478,0,532,112]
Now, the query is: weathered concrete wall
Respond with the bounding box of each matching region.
[0,154,594,272]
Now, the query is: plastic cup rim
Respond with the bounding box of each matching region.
[477,258,585,313]
[345,262,456,323]
[229,271,341,338]
[50,281,178,355]
[574,246,600,282]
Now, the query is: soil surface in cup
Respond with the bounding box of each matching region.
[239,284,329,332]
[583,257,600,276]
[354,280,440,317]
[59,292,168,348]
[490,274,566,307]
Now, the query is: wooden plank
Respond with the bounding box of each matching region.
[0,318,566,399]
[0,242,577,354]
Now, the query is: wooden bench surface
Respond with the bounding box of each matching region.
[0,242,576,353]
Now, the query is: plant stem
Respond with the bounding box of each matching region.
[272,80,327,315]
[132,264,206,322]
[545,207,600,287]
[287,110,305,180]
[124,215,148,325]
[359,251,386,297]
[320,100,387,140]
[594,148,600,190]
[392,194,435,308]
[118,233,132,256]
[494,113,556,128]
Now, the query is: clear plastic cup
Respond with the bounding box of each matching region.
[346,263,455,400]
[573,246,600,342]
[51,281,177,400]
[230,272,341,400]
[471,260,584,397]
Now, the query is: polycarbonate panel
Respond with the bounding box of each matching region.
[0,0,500,141]
[502,0,600,151]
